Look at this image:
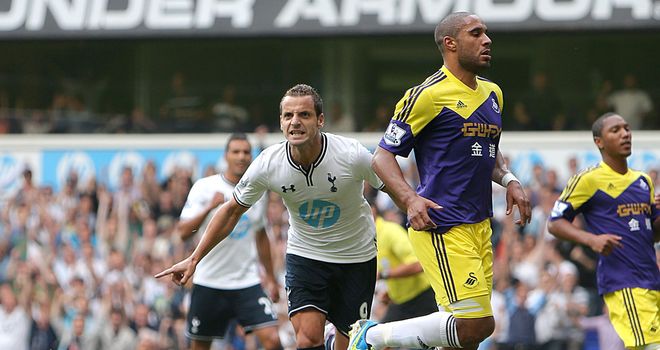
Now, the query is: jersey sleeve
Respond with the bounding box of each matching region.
[354,142,384,190]
[233,153,269,208]
[180,180,207,220]
[644,173,659,221]
[379,88,438,157]
[494,84,504,114]
[550,173,594,222]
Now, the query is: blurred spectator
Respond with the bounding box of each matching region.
[607,73,654,130]
[512,71,566,130]
[139,161,162,213]
[12,168,38,207]
[159,71,206,133]
[0,283,31,350]
[362,102,392,132]
[212,85,249,132]
[29,301,59,350]
[128,107,157,134]
[22,110,52,134]
[98,306,137,350]
[578,304,625,350]
[57,313,99,350]
[505,280,539,350]
[323,101,355,133]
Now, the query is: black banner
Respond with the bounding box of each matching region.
[1,0,659,39]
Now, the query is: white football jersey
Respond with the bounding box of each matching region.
[234,133,383,264]
[180,173,266,289]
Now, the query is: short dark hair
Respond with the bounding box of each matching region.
[280,84,323,116]
[225,132,250,150]
[434,12,473,54]
[592,112,619,138]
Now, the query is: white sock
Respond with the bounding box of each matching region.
[366,311,460,349]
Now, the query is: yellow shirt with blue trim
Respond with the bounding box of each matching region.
[379,66,504,233]
[549,161,660,295]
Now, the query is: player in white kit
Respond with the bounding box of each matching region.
[157,84,387,350]
[177,133,282,350]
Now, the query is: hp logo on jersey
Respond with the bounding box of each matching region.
[299,200,341,228]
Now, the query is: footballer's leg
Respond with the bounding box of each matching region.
[235,284,282,350]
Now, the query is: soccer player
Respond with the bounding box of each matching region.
[176,133,282,350]
[157,84,387,350]
[349,12,531,350]
[547,112,660,349]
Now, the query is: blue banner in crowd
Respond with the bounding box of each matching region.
[42,149,225,192]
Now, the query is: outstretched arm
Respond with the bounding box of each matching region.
[255,228,280,302]
[155,197,248,285]
[491,150,531,226]
[547,218,622,256]
[372,146,441,231]
[177,192,224,241]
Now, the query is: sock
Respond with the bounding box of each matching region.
[366,311,461,349]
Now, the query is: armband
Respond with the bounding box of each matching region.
[501,172,520,187]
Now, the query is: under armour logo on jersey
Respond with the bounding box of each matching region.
[456,100,467,109]
[463,272,478,288]
[639,179,649,191]
[282,184,296,193]
[607,183,615,191]
[327,173,337,192]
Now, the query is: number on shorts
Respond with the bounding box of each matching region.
[258,297,276,318]
[359,302,368,319]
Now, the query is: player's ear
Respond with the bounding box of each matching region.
[443,36,456,52]
[593,136,604,150]
[318,113,324,128]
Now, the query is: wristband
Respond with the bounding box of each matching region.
[378,270,390,279]
[501,172,520,187]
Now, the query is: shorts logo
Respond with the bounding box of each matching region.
[191,316,201,334]
[463,272,478,288]
[299,200,341,228]
[384,122,405,147]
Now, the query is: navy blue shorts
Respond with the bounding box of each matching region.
[186,283,278,341]
[285,254,377,336]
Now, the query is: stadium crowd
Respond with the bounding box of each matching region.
[0,71,657,134]
[1,151,657,350]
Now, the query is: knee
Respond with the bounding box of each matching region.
[456,317,495,348]
[295,329,324,348]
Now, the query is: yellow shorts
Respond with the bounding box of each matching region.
[408,219,493,319]
[604,288,660,348]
